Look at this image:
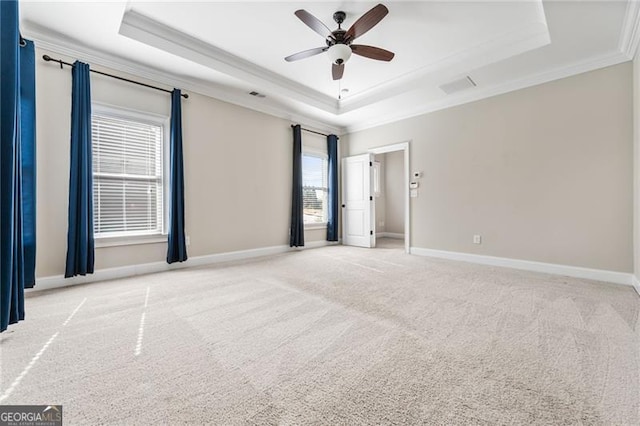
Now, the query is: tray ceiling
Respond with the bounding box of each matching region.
[20,1,638,133]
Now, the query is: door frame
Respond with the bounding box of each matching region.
[368,142,411,254]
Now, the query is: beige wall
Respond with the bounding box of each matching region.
[347,63,633,272]
[384,150,405,235]
[35,48,633,276]
[35,48,327,278]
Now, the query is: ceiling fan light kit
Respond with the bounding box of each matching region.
[285,3,394,82]
[327,44,352,65]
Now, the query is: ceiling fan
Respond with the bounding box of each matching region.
[285,3,395,81]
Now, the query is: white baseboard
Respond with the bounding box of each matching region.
[633,275,640,296]
[376,232,404,240]
[31,240,338,292]
[410,247,633,286]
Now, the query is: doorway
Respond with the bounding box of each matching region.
[341,142,410,253]
[369,143,410,254]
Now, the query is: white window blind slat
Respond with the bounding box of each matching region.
[92,112,164,238]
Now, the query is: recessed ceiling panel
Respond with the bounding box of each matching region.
[124,1,549,99]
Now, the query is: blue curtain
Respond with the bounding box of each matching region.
[289,125,304,247]
[21,39,36,288]
[1,0,26,332]
[167,89,187,264]
[65,61,94,278]
[326,134,339,242]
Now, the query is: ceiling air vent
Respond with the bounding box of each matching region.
[439,76,477,95]
[249,91,266,98]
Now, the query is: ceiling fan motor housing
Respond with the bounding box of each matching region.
[327,29,348,47]
[327,11,349,47]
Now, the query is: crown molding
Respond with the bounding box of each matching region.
[619,0,640,59]
[119,10,339,114]
[22,21,344,136]
[346,50,630,134]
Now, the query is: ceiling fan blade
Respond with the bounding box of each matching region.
[294,9,333,39]
[332,63,344,80]
[285,47,328,62]
[345,4,389,42]
[351,45,395,61]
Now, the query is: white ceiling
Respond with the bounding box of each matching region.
[20,1,640,134]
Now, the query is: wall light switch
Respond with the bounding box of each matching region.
[473,235,482,245]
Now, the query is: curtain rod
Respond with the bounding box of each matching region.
[42,54,189,99]
[291,125,338,139]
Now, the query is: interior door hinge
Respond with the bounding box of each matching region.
[369,196,373,201]
[369,161,373,167]
[370,230,373,235]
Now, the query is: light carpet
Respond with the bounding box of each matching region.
[1,239,638,425]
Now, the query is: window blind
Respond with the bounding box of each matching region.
[92,113,163,237]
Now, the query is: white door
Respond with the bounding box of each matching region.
[342,153,375,248]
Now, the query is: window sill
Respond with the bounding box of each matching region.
[304,224,327,231]
[95,234,167,248]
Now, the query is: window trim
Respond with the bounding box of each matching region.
[94,234,167,248]
[301,149,329,228]
[91,103,170,243]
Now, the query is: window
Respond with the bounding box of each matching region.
[302,152,328,225]
[92,107,166,239]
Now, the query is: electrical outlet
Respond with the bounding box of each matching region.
[186,235,191,246]
[379,221,385,227]
[473,235,482,245]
